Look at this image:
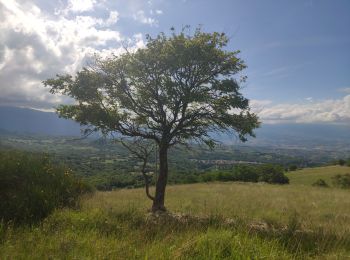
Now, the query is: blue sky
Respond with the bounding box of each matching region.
[126,0,350,102]
[0,0,349,124]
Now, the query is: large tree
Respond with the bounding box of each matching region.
[44,28,259,212]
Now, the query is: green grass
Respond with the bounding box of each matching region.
[1,166,350,259]
[287,165,350,186]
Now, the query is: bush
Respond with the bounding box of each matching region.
[257,164,289,184]
[232,165,259,182]
[346,159,350,167]
[216,171,235,182]
[332,173,350,189]
[198,164,289,185]
[338,159,346,166]
[182,174,200,184]
[288,165,298,171]
[0,150,93,224]
[200,172,216,182]
[312,179,329,187]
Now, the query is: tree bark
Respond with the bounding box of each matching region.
[152,144,168,212]
[141,169,155,201]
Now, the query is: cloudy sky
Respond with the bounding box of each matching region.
[0,0,349,124]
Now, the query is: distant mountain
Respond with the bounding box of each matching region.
[0,106,349,150]
[243,123,350,151]
[0,106,81,136]
[209,122,350,150]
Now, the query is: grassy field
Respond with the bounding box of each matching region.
[287,165,349,186]
[1,167,350,259]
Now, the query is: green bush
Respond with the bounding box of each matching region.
[0,150,93,224]
[332,173,350,189]
[257,164,289,184]
[312,179,329,187]
[200,172,216,182]
[232,165,259,182]
[199,164,289,185]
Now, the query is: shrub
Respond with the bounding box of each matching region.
[288,165,298,171]
[199,164,289,185]
[0,150,93,224]
[338,159,346,166]
[346,159,350,167]
[182,174,200,184]
[200,172,216,182]
[312,179,329,187]
[216,171,235,182]
[332,173,350,189]
[257,164,289,184]
[232,165,259,182]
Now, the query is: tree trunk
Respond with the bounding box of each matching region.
[152,144,168,212]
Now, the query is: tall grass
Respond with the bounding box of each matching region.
[286,165,350,186]
[1,181,349,259]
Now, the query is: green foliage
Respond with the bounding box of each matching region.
[44,27,261,210]
[199,164,289,184]
[232,164,259,182]
[91,163,289,190]
[0,150,93,224]
[44,27,259,148]
[93,173,146,190]
[330,159,348,166]
[257,164,289,184]
[347,159,350,167]
[312,179,329,187]
[332,173,350,189]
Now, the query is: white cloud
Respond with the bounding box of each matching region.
[338,87,350,94]
[65,0,97,13]
[0,0,144,109]
[253,95,350,124]
[250,99,273,107]
[249,99,272,114]
[133,10,157,26]
[305,97,313,102]
[0,47,14,71]
[105,10,119,26]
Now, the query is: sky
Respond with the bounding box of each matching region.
[0,0,349,124]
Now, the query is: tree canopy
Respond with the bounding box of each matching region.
[44,28,260,211]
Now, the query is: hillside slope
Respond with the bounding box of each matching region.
[1,181,350,259]
[286,165,350,186]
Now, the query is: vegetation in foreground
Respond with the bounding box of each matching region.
[1,180,350,259]
[0,150,93,224]
[1,151,350,258]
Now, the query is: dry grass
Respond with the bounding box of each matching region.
[86,182,350,235]
[287,165,350,186]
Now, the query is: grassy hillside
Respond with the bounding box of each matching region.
[287,165,350,186]
[1,177,350,259]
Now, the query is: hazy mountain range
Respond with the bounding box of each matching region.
[0,106,81,136]
[1,106,349,150]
